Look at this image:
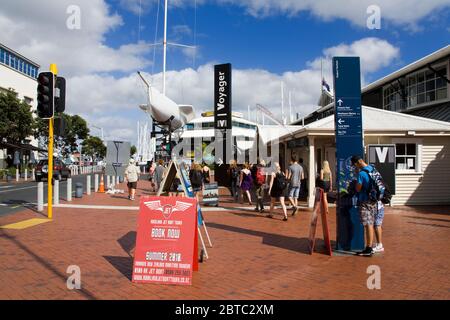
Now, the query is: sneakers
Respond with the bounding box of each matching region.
[283,216,288,221]
[357,246,374,256]
[372,243,385,253]
[292,206,298,216]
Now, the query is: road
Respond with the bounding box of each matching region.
[0,174,95,217]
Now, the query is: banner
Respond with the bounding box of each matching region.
[368,144,396,195]
[214,63,232,130]
[132,196,198,285]
[332,57,365,251]
[203,182,219,207]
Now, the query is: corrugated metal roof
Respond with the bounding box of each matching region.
[276,106,450,141]
[406,103,450,123]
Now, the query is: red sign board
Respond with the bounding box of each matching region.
[308,188,332,256]
[132,196,198,285]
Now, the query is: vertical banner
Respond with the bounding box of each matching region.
[214,63,232,130]
[132,196,198,285]
[368,144,396,195]
[214,63,232,186]
[332,57,365,251]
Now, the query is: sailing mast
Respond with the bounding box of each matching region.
[163,0,168,95]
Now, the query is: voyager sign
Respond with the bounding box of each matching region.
[214,63,232,130]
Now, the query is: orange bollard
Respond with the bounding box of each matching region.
[98,174,105,193]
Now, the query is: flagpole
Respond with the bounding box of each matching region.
[321,58,324,107]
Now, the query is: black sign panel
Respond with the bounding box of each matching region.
[214,63,232,130]
[368,144,396,195]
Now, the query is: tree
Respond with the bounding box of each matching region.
[81,136,106,159]
[0,90,35,144]
[35,113,90,156]
[130,145,137,157]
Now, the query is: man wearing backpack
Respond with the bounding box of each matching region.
[351,155,377,256]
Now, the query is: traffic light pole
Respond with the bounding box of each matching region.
[47,63,58,219]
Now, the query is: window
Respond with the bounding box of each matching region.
[0,48,5,64]
[395,143,417,170]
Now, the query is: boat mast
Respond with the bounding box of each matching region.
[163,0,168,96]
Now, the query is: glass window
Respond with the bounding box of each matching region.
[417,72,425,84]
[396,143,417,170]
[417,82,425,94]
[436,88,447,100]
[425,69,434,81]
[426,79,435,92]
[426,91,435,102]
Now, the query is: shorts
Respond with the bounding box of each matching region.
[358,201,377,226]
[127,181,137,189]
[374,202,385,227]
[288,186,300,198]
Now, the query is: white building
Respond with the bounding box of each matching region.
[273,106,450,207]
[0,43,40,168]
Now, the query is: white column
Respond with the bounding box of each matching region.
[24,168,28,181]
[107,176,111,189]
[16,168,19,182]
[67,178,72,202]
[308,136,316,208]
[37,182,44,212]
[112,176,116,186]
[94,174,99,192]
[32,168,35,181]
[87,175,91,195]
[54,179,59,205]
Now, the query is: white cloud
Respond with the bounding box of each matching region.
[0,0,152,76]
[71,37,399,133]
[218,0,450,29]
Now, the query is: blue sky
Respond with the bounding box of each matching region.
[108,1,450,83]
[1,0,449,143]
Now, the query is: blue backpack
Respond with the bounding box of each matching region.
[361,167,392,204]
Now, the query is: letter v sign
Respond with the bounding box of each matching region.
[375,147,389,163]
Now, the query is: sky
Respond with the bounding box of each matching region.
[1,0,449,144]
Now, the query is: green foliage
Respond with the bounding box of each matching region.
[82,136,106,158]
[35,113,90,156]
[0,90,35,144]
[130,145,137,157]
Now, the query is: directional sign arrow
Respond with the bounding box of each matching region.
[337,99,343,106]
[338,118,344,125]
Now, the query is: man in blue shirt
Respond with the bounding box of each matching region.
[351,155,377,256]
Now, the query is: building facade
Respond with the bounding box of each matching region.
[0,43,40,169]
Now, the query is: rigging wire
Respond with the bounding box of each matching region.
[151,0,161,80]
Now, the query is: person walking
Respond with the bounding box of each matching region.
[373,200,385,253]
[268,162,288,221]
[318,160,332,211]
[287,154,304,216]
[124,158,141,201]
[202,164,211,184]
[299,158,308,198]
[148,161,156,192]
[240,162,253,206]
[228,160,240,202]
[154,159,166,192]
[351,155,377,257]
[189,163,204,201]
[253,159,266,213]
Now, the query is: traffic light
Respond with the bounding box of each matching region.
[37,72,55,119]
[55,77,66,113]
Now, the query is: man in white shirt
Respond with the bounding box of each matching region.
[125,158,141,200]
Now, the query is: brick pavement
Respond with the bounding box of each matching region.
[0,180,449,300]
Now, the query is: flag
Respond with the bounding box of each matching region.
[322,78,330,92]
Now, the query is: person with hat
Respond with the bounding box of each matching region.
[125,158,141,201]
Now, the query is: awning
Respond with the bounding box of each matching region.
[0,141,47,153]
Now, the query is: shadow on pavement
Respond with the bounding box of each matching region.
[407,221,450,229]
[403,215,450,223]
[103,256,133,281]
[207,222,314,255]
[103,231,137,281]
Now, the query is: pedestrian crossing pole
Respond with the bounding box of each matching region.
[47,63,58,219]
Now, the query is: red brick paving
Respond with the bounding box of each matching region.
[0,180,449,300]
